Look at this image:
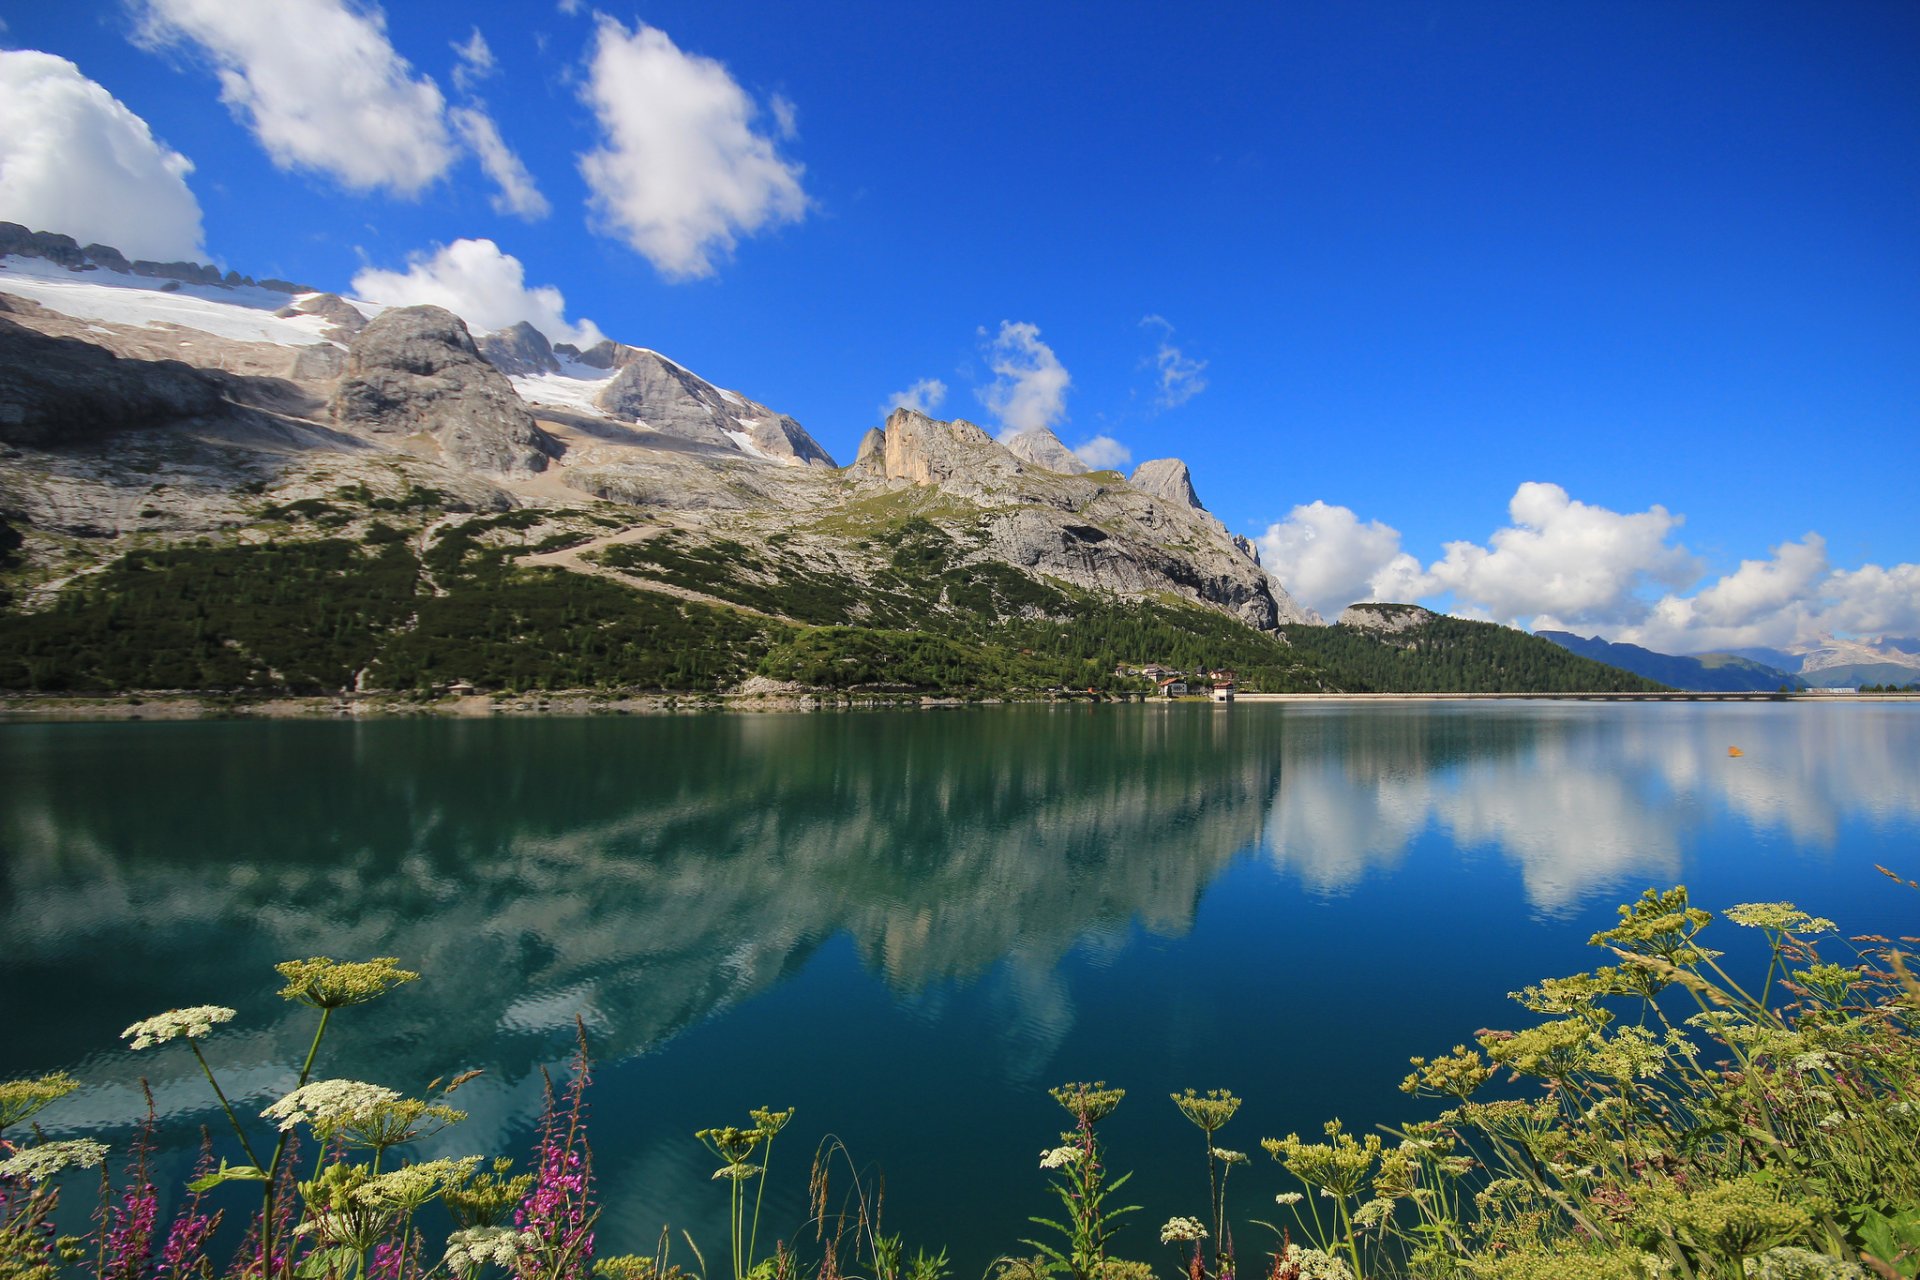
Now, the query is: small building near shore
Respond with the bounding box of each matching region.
[1157,677,1188,697]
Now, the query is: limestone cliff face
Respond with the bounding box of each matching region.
[333,305,555,478]
[868,408,1019,490]
[847,409,1316,629]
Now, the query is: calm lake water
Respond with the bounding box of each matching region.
[3,703,1917,1271]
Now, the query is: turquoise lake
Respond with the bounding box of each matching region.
[3,703,1917,1272]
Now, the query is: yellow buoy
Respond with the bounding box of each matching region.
[1728,746,1744,758]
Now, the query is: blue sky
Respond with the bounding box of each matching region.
[2,1,1916,650]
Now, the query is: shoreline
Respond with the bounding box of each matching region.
[1,689,1914,722]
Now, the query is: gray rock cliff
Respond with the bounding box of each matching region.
[332,305,555,477]
[477,321,560,377]
[1129,458,1203,509]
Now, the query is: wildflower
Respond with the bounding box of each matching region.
[1275,1245,1353,1280]
[1400,1045,1494,1100]
[749,1107,794,1138]
[1726,903,1835,936]
[1039,1146,1081,1170]
[1210,1147,1249,1166]
[1158,1217,1208,1244]
[1171,1088,1241,1135]
[710,1164,762,1181]
[121,1007,236,1051]
[356,1158,483,1212]
[1742,1245,1866,1279]
[262,1079,400,1133]
[274,957,418,1009]
[1051,1082,1126,1123]
[1262,1121,1381,1199]
[0,1071,80,1130]
[445,1227,538,1273]
[1274,1193,1303,1206]
[0,1138,110,1182]
[1589,887,1718,967]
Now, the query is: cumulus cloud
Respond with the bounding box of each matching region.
[881,378,946,418]
[1425,482,1700,628]
[1256,501,1428,619]
[136,0,457,197]
[450,107,550,220]
[1072,436,1131,470]
[351,238,604,347]
[577,18,808,279]
[1259,481,1920,653]
[0,50,206,261]
[978,321,1071,434]
[1609,536,1920,653]
[1140,315,1208,408]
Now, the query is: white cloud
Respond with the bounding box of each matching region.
[978,320,1070,434]
[1823,561,1920,637]
[577,18,809,279]
[1256,501,1428,619]
[450,28,494,95]
[1609,535,1920,653]
[136,0,457,197]
[1072,435,1131,470]
[0,50,205,261]
[1425,482,1700,628]
[351,238,604,347]
[1140,315,1207,408]
[881,378,946,418]
[769,94,798,141]
[450,107,550,221]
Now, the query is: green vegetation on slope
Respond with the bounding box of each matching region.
[0,504,1664,697]
[1282,614,1668,693]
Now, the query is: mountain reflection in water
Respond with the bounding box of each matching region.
[3,702,1916,1265]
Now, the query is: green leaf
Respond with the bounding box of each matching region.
[295,1246,356,1279]
[186,1160,268,1192]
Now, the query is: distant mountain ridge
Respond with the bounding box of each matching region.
[1536,631,1799,692]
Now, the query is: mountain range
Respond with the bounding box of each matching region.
[0,224,1662,699]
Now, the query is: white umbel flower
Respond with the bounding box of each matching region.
[262,1080,400,1132]
[122,1006,237,1050]
[445,1226,538,1272]
[1039,1145,1082,1170]
[0,1138,110,1182]
[1158,1217,1208,1244]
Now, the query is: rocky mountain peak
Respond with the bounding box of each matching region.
[1129,458,1202,509]
[273,292,366,342]
[592,349,835,468]
[868,408,1020,489]
[332,304,555,478]
[1002,427,1089,474]
[477,321,559,377]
